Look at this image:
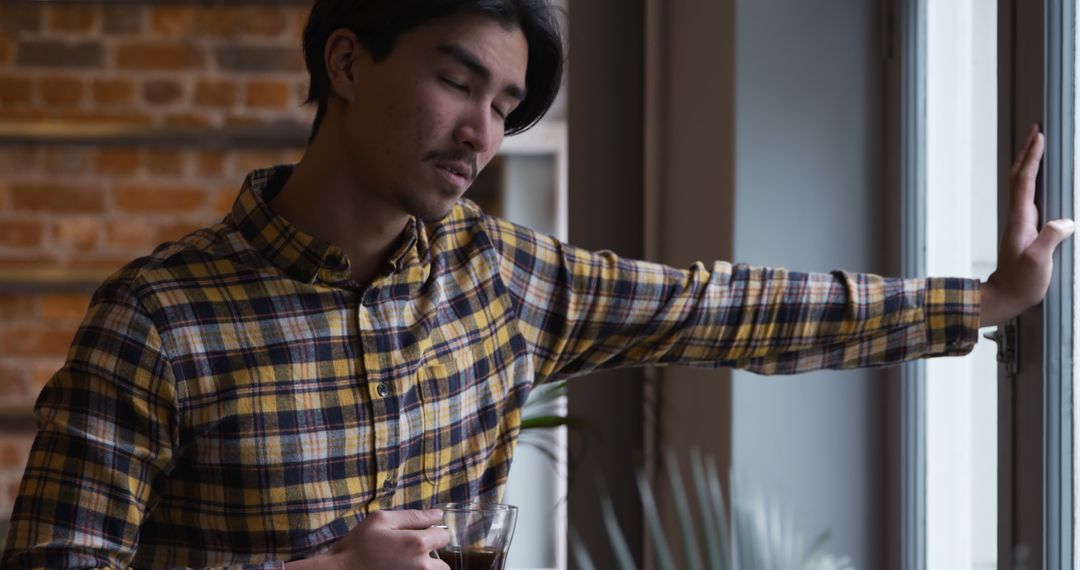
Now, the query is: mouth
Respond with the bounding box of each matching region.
[434,162,471,189]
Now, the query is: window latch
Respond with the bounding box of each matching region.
[982,319,1018,375]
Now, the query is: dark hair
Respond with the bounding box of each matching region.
[302,0,564,141]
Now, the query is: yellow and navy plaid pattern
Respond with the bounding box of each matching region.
[2,164,980,569]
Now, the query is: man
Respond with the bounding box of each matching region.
[1,0,1072,568]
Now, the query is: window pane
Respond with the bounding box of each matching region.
[1073,0,1080,565]
[925,0,997,568]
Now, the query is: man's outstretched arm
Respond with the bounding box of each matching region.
[981,124,1076,327]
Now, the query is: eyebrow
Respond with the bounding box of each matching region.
[437,43,528,102]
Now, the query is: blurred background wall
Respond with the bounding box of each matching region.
[0,0,530,539]
[0,0,313,519]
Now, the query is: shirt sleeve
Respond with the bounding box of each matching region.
[482,215,981,380]
[1,279,179,569]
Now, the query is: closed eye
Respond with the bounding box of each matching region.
[440,76,469,94]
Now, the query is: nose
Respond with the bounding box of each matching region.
[452,107,496,154]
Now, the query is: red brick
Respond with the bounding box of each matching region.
[0,441,24,469]
[114,186,205,213]
[15,40,104,69]
[231,150,289,176]
[291,9,309,40]
[0,148,39,176]
[246,80,290,109]
[65,256,132,273]
[238,8,288,37]
[2,327,75,357]
[194,80,236,108]
[0,220,44,247]
[216,46,302,73]
[144,149,186,176]
[92,79,135,105]
[28,360,65,391]
[11,184,104,213]
[52,218,100,251]
[116,43,203,70]
[295,80,310,104]
[213,185,237,215]
[197,152,226,177]
[0,295,36,320]
[106,220,156,250]
[6,481,20,508]
[102,6,142,35]
[0,363,28,400]
[193,9,239,37]
[39,78,84,108]
[43,147,92,175]
[39,293,91,320]
[1,6,41,34]
[0,77,32,106]
[150,7,196,36]
[158,221,202,242]
[48,6,97,33]
[143,80,184,105]
[95,148,139,176]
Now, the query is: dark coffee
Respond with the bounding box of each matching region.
[435,547,506,570]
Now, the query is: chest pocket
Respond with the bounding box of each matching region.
[418,337,506,486]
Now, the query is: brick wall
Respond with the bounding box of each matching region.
[0,2,314,522]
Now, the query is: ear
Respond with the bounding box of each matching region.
[324,29,364,103]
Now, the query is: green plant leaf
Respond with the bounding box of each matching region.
[597,477,638,570]
[636,467,676,570]
[520,414,578,430]
[690,448,727,569]
[583,450,854,570]
[569,526,598,570]
[664,450,704,570]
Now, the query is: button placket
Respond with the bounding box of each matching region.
[356,292,401,509]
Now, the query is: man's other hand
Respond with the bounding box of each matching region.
[981,124,1076,327]
[307,509,450,570]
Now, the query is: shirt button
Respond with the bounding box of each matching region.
[362,289,378,306]
[382,476,396,492]
[377,382,389,398]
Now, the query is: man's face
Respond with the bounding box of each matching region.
[340,13,529,222]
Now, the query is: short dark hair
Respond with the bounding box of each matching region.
[301,0,564,141]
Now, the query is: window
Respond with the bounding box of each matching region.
[924,1,998,568]
[913,0,1076,568]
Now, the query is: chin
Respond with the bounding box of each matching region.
[403,194,458,224]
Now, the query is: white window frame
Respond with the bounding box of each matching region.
[900,0,1075,568]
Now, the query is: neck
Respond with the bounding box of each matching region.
[270,136,410,288]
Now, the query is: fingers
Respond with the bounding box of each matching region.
[1010,123,1040,178]
[1028,218,1076,260]
[1007,125,1045,231]
[1009,128,1044,206]
[373,509,444,530]
[420,525,451,552]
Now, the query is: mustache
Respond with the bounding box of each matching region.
[424,149,479,180]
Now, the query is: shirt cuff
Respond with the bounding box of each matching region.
[923,277,981,357]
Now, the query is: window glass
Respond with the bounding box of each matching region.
[925,0,997,568]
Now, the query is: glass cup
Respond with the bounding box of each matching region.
[433,503,519,570]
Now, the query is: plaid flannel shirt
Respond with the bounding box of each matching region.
[2,164,980,569]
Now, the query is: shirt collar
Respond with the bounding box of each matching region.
[230,164,427,286]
